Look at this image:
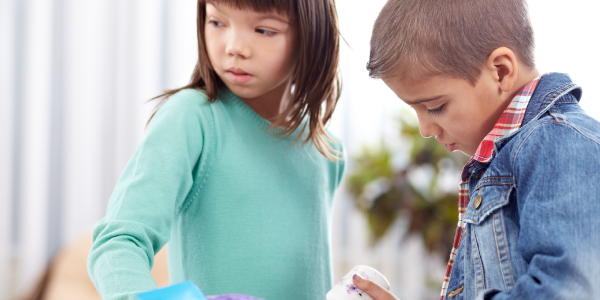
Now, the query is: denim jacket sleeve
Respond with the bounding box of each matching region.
[481,120,600,300]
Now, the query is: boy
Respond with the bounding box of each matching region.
[351,0,600,299]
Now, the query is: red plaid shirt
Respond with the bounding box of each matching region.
[440,74,544,299]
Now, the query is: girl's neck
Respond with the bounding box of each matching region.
[238,79,292,122]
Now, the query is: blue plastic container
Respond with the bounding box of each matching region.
[136,281,207,300]
[136,281,266,300]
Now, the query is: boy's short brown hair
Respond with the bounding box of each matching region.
[368,0,535,83]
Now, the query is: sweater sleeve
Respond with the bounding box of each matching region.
[87,90,209,300]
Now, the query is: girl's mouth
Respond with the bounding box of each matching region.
[445,143,456,152]
[226,68,252,84]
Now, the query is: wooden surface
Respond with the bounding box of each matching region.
[40,231,169,300]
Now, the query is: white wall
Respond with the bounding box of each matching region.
[0,0,17,297]
[528,0,600,119]
[1,0,598,299]
[1,0,198,298]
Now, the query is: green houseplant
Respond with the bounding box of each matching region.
[347,112,468,257]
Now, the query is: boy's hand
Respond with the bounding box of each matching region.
[352,274,400,300]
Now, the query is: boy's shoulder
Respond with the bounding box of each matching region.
[497,73,600,168]
[505,100,600,187]
[485,73,600,191]
[513,102,600,159]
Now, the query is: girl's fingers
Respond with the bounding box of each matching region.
[352,274,400,300]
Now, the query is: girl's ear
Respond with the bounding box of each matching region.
[487,47,518,93]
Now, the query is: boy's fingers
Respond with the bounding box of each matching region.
[352,274,399,300]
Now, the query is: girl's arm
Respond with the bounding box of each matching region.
[87,90,210,300]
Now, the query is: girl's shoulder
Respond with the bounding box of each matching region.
[322,130,346,187]
[159,88,211,112]
[149,88,219,137]
[152,89,217,124]
[325,131,344,152]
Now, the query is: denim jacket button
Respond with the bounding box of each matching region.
[473,195,482,209]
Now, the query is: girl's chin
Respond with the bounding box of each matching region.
[224,83,259,98]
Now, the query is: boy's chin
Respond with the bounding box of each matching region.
[457,147,474,157]
[444,143,457,152]
[457,149,471,157]
[445,143,472,157]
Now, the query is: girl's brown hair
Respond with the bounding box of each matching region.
[150,0,341,160]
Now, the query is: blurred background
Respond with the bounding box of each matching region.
[1,0,599,299]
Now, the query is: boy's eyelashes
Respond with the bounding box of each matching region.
[427,104,445,116]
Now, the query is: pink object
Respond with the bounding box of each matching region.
[207,294,265,300]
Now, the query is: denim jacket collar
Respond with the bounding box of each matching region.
[493,73,582,153]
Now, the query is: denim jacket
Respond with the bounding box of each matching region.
[444,73,600,300]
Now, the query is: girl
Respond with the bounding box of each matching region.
[87,0,344,300]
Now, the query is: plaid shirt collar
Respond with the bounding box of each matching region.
[440,74,544,299]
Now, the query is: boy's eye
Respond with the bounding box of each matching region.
[208,20,224,27]
[427,104,445,116]
[256,28,276,37]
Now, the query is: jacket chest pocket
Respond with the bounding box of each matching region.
[463,178,517,293]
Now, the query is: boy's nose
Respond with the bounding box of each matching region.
[226,33,251,59]
[418,118,442,139]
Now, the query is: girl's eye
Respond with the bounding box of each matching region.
[208,20,224,27]
[427,104,445,116]
[256,28,276,37]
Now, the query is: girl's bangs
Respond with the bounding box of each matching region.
[204,0,295,16]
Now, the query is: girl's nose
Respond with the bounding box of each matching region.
[226,32,251,59]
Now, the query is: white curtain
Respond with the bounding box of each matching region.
[1,0,598,299]
[0,0,199,298]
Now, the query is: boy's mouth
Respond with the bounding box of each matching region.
[445,143,456,152]
[436,137,456,152]
[226,67,252,84]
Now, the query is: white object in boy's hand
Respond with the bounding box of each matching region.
[326,265,391,300]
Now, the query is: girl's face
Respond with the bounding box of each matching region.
[204,3,297,102]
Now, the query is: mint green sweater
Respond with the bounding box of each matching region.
[87,87,345,300]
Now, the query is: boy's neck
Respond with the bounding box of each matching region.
[505,68,541,103]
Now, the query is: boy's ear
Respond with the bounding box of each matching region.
[486,47,518,92]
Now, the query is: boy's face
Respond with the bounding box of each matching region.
[384,74,508,157]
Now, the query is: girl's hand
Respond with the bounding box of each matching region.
[353,274,401,300]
